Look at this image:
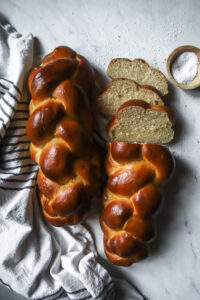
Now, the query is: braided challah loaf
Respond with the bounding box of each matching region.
[100,142,174,266]
[26,46,101,226]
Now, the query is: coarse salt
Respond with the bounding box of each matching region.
[171,51,199,85]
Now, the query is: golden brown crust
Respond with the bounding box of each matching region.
[117,99,151,111]
[100,142,174,266]
[103,234,148,266]
[42,46,77,63]
[26,46,101,226]
[110,142,141,164]
[43,46,95,97]
[116,100,173,122]
[108,164,155,197]
[29,46,95,100]
[30,59,78,103]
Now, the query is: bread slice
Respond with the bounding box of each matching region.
[107,58,168,96]
[108,100,174,144]
[96,78,164,116]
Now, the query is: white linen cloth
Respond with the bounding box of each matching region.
[0,22,145,300]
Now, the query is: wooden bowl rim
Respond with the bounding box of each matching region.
[166,45,200,90]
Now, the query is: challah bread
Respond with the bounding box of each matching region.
[108,100,174,144]
[100,142,174,266]
[107,58,168,96]
[26,46,101,226]
[28,46,95,99]
[96,78,164,116]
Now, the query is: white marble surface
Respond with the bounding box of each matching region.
[1,0,200,299]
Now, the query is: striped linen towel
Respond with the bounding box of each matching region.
[0,22,118,300]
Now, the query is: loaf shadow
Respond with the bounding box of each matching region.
[92,66,111,144]
[163,81,177,106]
[165,82,185,146]
[184,86,200,98]
[0,12,11,26]
[84,65,108,241]
[93,66,110,95]
[149,156,192,258]
[33,37,45,57]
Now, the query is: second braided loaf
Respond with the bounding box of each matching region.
[100,142,174,266]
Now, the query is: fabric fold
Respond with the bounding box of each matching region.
[0,22,116,300]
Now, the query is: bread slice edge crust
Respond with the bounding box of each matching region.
[108,100,174,144]
[96,78,164,116]
[107,58,169,96]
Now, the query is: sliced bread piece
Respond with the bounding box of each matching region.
[108,100,174,144]
[107,58,168,96]
[96,78,164,116]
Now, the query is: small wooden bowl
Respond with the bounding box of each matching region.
[166,45,200,90]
